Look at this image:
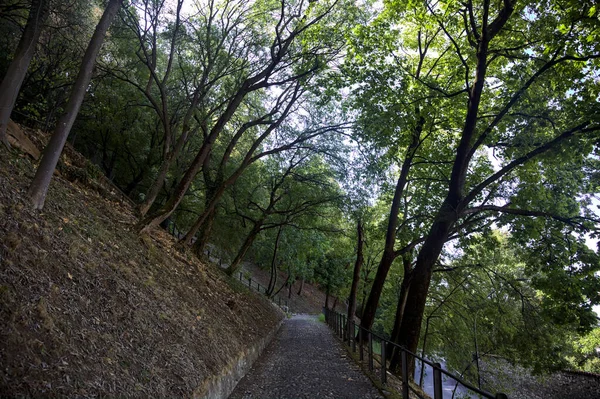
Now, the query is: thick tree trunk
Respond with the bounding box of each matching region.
[347,219,364,330]
[0,0,49,147]
[27,0,122,209]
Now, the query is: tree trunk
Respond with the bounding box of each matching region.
[138,79,252,233]
[266,226,282,296]
[27,0,122,209]
[138,117,197,216]
[297,278,304,296]
[347,219,364,330]
[225,223,262,275]
[325,288,330,309]
[192,207,216,256]
[360,117,422,331]
[138,154,170,216]
[394,0,516,366]
[388,255,413,370]
[0,0,49,147]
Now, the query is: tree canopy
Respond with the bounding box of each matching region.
[1,0,599,389]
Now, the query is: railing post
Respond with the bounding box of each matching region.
[401,351,409,399]
[239,272,242,281]
[278,297,281,306]
[359,327,364,361]
[381,338,387,384]
[433,362,443,399]
[368,331,373,371]
[248,277,251,288]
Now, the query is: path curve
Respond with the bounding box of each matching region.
[229,314,383,399]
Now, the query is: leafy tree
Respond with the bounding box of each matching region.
[27,0,123,209]
[342,0,600,372]
[0,0,49,147]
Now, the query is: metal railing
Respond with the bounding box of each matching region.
[238,272,289,309]
[324,308,507,399]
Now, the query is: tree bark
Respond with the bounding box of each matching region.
[0,0,49,147]
[138,83,250,232]
[297,278,304,296]
[27,0,123,209]
[347,219,364,330]
[360,116,423,331]
[394,1,508,370]
[266,226,282,296]
[138,111,197,216]
[225,222,263,275]
[388,255,413,370]
[192,206,216,255]
[137,11,315,233]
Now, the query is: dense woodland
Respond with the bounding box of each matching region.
[1,0,600,388]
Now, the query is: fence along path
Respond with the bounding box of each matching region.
[324,308,509,399]
[229,314,383,399]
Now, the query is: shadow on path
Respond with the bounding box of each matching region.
[229,314,383,399]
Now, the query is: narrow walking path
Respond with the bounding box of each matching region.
[229,314,384,399]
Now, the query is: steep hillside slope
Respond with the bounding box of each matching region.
[0,128,283,397]
[236,261,348,315]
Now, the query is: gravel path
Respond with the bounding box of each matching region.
[229,314,384,399]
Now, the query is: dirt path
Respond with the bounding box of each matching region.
[229,314,383,399]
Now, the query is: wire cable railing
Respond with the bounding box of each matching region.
[324,308,508,399]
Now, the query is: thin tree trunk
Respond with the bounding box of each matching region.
[418,316,432,387]
[272,274,290,297]
[27,0,122,209]
[138,154,170,216]
[297,278,304,296]
[138,116,197,216]
[360,117,423,332]
[192,207,216,255]
[347,219,364,331]
[325,289,330,309]
[266,226,282,296]
[388,256,413,369]
[225,223,262,275]
[0,0,49,147]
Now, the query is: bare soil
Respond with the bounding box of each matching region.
[0,125,283,397]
